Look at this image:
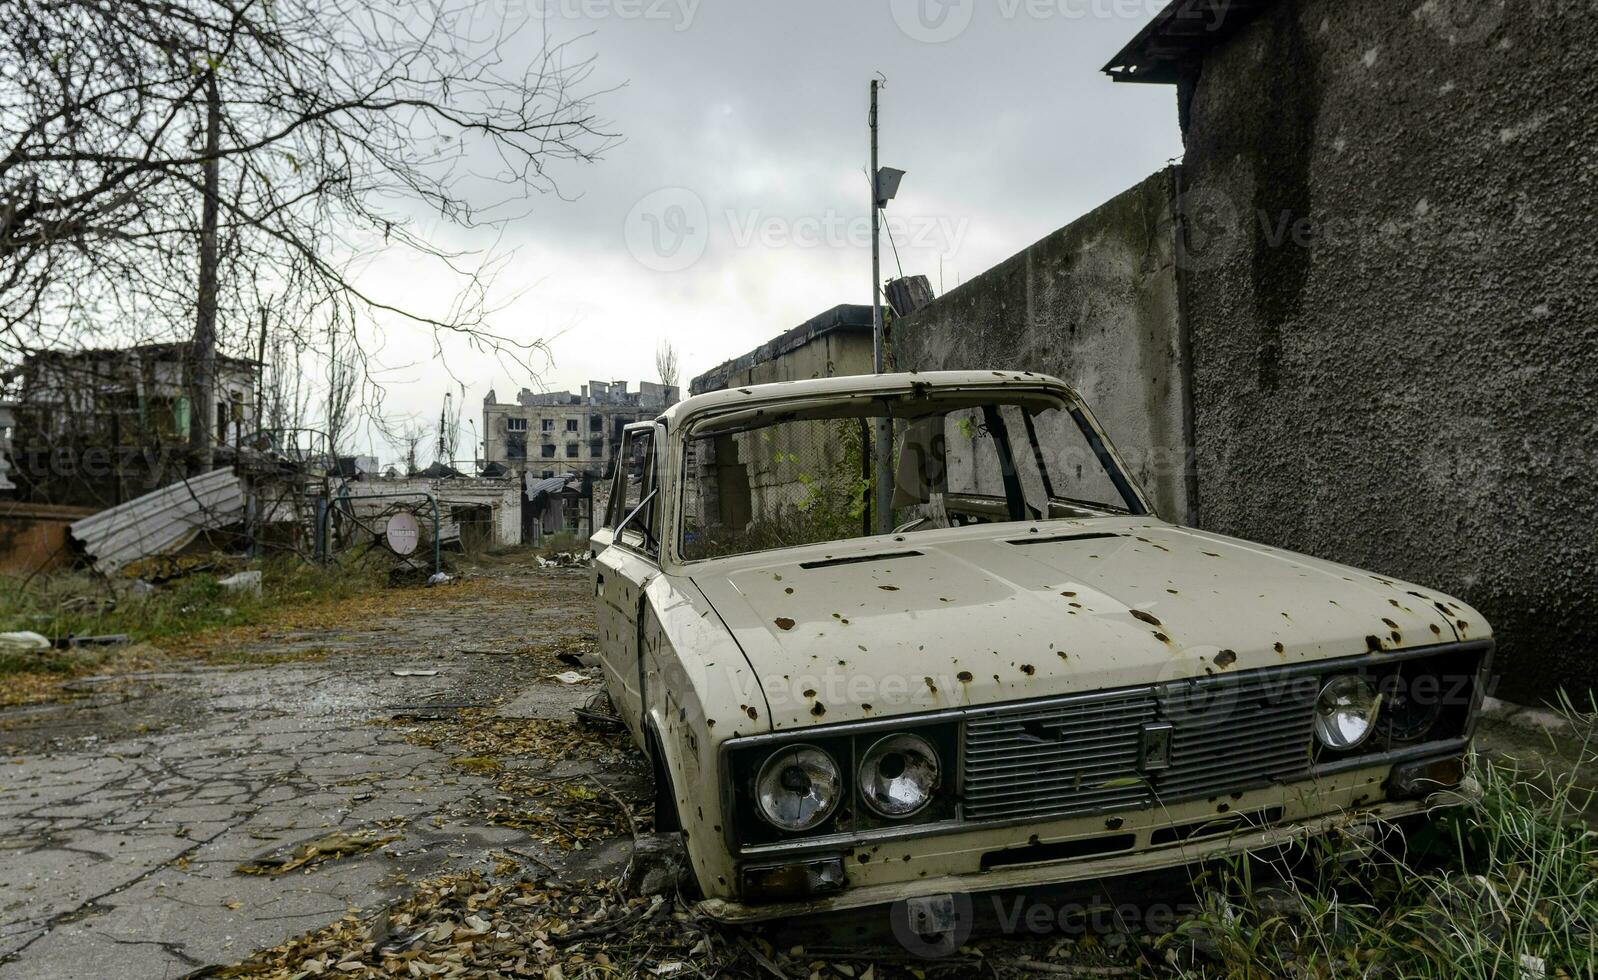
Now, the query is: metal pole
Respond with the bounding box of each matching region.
[871,79,893,534]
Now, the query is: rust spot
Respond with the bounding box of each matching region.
[1366,635,1384,653]
[1456,619,1469,634]
[803,689,817,699]
[1130,609,1163,627]
[773,574,783,581]
[1070,602,1083,609]
[957,671,974,683]
[1390,631,1402,644]
[924,677,938,694]
[1273,642,1285,654]
[1153,632,1171,644]
[1382,618,1400,630]
[1202,551,1221,558]
[1167,589,1180,595]
[1060,591,1078,598]
[862,703,872,712]
[745,705,759,720]
[879,585,900,591]
[1215,649,1238,669]
[774,618,796,631]
[1105,816,1124,830]
[1057,651,1069,660]
[810,702,826,717]
[1430,624,1442,636]
[1020,664,1036,676]
[706,719,716,728]
[784,587,794,594]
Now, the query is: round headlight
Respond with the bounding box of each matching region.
[1314,675,1382,750]
[755,744,841,832]
[858,733,940,818]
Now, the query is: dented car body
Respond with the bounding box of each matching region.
[589,371,1491,922]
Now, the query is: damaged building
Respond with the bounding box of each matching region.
[3,342,260,508]
[481,379,679,481]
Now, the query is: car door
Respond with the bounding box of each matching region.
[592,422,661,746]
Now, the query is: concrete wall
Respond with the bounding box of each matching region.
[691,305,875,395]
[1176,0,1598,702]
[896,170,1191,520]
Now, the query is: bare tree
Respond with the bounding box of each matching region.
[1,0,616,457]
[655,340,681,389]
[323,330,357,457]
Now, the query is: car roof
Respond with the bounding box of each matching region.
[659,370,1076,428]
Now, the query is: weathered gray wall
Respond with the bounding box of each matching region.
[1178,0,1598,702]
[896,169,1191,520]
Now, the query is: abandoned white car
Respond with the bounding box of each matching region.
[589,371,1491,923]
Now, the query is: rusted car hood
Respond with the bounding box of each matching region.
[689,518,1484,731]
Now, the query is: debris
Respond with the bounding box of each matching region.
[574,692,625,732]
[118,579,159,599]
[236,829,403,876]
[536,552,586,569]
[427,572,453,586]
[59,634,132,649]
[391,669,440,678]
[70,467,245,573]
[0,631,51,653]
[218,570,263,596]
[557,650,599,669]
[550,671,591,685]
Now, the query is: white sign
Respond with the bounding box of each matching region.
[386,512,421,556]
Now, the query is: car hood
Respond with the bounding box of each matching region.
[689,518,1479,731]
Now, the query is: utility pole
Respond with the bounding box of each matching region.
[870,79,893,534]
[190,68,222,474]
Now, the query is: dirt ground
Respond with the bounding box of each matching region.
[0,563,661,979]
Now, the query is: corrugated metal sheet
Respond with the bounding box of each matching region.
[70,468,245,572]
[525,475,572,500]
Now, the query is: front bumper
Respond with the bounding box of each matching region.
[699,763,1476,924]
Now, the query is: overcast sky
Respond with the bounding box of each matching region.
[356,0,1183,463]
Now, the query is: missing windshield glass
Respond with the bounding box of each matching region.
[679,389,1145,561]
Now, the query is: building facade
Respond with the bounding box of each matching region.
[481,380,679,481]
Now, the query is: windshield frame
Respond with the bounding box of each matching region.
[666,379,1152,567]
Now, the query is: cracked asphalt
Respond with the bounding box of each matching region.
[0,563,624,979]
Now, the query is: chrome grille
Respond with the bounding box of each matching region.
[961,672,1317,824]
[1153,674,1317,802]
[962,690,1157,822]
